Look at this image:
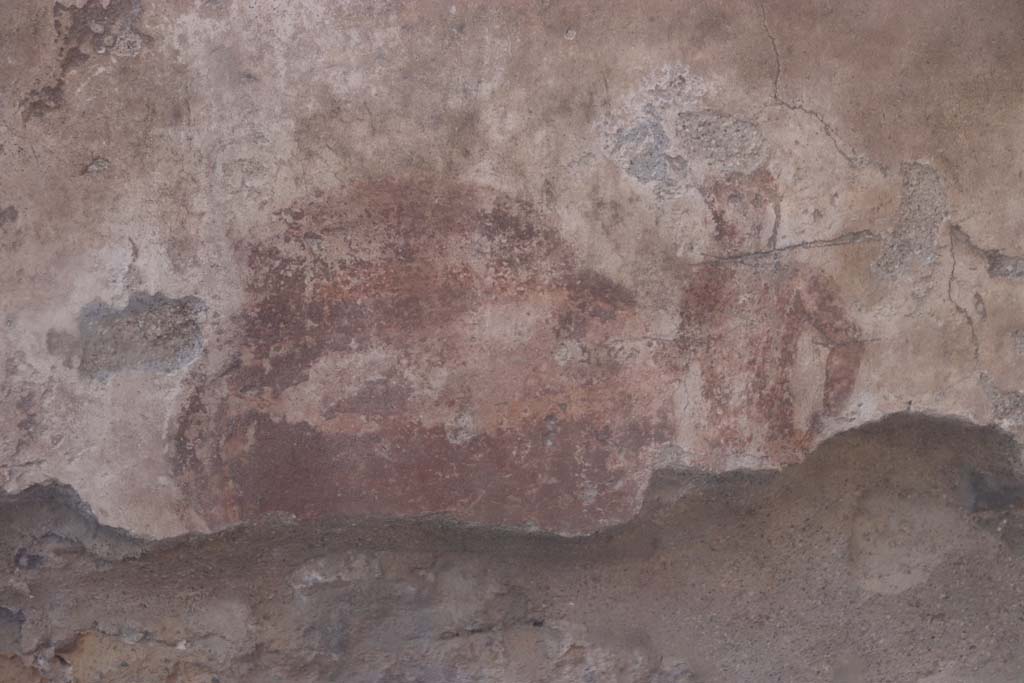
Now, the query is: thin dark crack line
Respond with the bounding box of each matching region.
[950,224,1024,280]
[695,229,880,263]
[759,2,859,168]
[760,2,782,100]
[947,228,980,361]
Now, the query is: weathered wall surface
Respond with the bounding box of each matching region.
[4,0,1024,541]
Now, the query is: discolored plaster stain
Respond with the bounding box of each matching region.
[967,468,1024,513]
[20,83,65,122]
[987,253,1024,279]
[0,206,17,227]
[49,293,205,380]
[603,67,768,202]
[874,162,948,277]
[52,0,150,61]
[0,608,24,656]
[602,70,700,196]
[608,114,685,194]
[20,0,150,121]
[675,109,766,176]
[986,384,1024,427]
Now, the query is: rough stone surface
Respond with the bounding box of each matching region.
[5,0,1024,678]
[1,417,1024,681]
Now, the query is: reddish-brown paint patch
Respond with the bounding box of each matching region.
[678,261,865,463]
[218,411,662,533]
[172,178,675,533]
[171,177,863,533]
[701,167,781,254]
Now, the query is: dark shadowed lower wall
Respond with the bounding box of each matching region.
[2,415,1024,681]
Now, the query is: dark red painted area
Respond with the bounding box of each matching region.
[172,176,864,533]
[679,262,865,461]
[701,167,781,253]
